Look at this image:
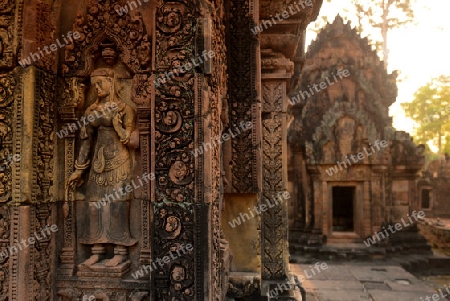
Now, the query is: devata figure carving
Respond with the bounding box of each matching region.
[67,68,137,269]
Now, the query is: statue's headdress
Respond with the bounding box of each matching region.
[91,68,114,78]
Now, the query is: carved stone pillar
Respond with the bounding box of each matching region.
[152,1,228,300]
[12,66,56,300]
[260,49,293,295]
[225,0,261,194]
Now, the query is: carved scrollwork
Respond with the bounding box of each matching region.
[262,81,284,115]
[0,73,15,204]
[156,149,194,203]
[159,110,183,133]
[132,74,153,107]
[0,0,13,14]
[0,0,15,69]
[0,75,14,107]
[157,2,185,33]
[155,1,195,69]
[63,0,151,75]
[0,204,10,300]
[36,71,55,202]
[227,0,258,193]
[59,78,86,110]
[153,203,194,301]
[169,160,190,185]
[154,0,196,205]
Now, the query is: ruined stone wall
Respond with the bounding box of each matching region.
[418,160,450,218]
[288,16,424,246]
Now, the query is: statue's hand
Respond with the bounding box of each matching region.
[112,110,129,143]
[66,170,84,189]
[112,110,124,129]
[120,130,131,145]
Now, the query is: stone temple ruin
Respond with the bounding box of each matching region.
[0,0,445,300]
[287,16,430,258]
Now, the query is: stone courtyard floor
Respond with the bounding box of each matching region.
[290,261,450,301]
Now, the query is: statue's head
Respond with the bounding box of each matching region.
[90,68,114,99]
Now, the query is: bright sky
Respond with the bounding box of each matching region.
[305,0,450,151]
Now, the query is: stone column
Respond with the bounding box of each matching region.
[260,49,294,297]
[152,2,228,300]
[11,65,57,300]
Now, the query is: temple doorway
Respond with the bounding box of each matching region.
[332,186,355,232]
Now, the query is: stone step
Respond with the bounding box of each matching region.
[290,243,387,261]
[326,237,362,243]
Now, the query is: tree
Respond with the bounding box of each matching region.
[351,0,415,68]
[308,0,415,68]
[401,76,450,154]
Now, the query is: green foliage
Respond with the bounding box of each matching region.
[401,75,450,153]
[352,0,415,29]
[443,130,450,155]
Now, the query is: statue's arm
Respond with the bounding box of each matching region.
[67,114,94,188]
[75,117,95,169]
[113,105,136,145]
[122,105,136,133]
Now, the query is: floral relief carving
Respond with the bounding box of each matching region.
[63,0,151,75]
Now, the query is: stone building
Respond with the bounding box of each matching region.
[416,157,450,257]
[417,156,450,218]
[287,16,426,252]
[0,0,323,300]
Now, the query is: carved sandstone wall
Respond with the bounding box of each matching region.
[0,0,324,300]
[0,0,229,300]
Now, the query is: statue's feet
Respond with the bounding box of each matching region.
[81,254,101,267]
[105,254,126,267]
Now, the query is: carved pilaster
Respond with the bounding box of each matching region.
[226,0,260,194]
[153,1,199,298]
[7,65,57,300]
[136,105,152,266]
[260,50,292,290]
[132,72,153,267]
[0,205,8,301]
[153,0,227,298]
[58,77,84,276]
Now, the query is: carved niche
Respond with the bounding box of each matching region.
[335,116,356,158]
[56,0,152,298]
[55,0,229,299]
